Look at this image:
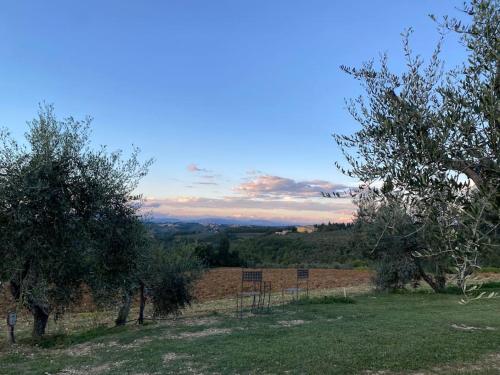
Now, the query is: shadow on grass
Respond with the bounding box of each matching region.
[19,324,131,349]
[296,295,356,305]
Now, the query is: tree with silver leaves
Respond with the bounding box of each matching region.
[333,0,499,294]
[0,105,151,338]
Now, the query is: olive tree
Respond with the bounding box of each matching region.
[138,243,203,322]
[107,239,203,326]
[354,194,450,292]
[333,0,499,292]
[0,105,151,337]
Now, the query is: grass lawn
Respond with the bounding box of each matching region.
[1,289,499,374]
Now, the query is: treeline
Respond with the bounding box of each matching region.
[152,219,500,274]
[153,225,367,269]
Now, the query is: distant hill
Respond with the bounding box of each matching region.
[144,215,307,227]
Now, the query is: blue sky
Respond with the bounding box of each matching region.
[0,1,466,223]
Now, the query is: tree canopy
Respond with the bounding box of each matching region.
[334,0,499,290]
[0,105,152,337]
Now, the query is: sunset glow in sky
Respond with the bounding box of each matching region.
[1,1,465,224]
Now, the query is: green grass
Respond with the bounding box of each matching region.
[296,295,356,304]
[479,267,500,273]
[1,291,500,374]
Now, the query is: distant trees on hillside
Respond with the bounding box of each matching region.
[193,235,243,267]
[315,222,353,232]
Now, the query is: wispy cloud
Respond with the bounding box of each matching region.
[146,171,356,224]
[141,195,355,224]
[194,181,218,185]
[187,163,208,173]
[236,174,350,199]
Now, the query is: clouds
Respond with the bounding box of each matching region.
[150,169,356,224]
[236,174,350,199]
[141,193,355,224]
[186,164,220,186]
[142,196,353,212]
[187,163,208,173]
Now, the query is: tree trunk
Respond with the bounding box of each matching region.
[414,259,447,293]
[138,282,146,325]
[32,305,49,338]
[115,292,132,326]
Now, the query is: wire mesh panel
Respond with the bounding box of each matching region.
[242,271,263,282]
[282,268,310,309]
[297,269,309,280]
[236,270,266,318]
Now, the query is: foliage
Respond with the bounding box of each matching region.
[0,105,151,336]
[88,214,151,308]
[231,230,362,267]
[333,0,499,293]
[314,222,353,232]
[143,244,203,318]
[193,235,242,267]
[355,199,447,292]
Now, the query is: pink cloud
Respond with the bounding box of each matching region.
[141,195,355,224]
[236,174,351,199]
[187,163,208,173]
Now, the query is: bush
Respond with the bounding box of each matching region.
[147,245,204,317]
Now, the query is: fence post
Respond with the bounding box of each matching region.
[6,311,16,344]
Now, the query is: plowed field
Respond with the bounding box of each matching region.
[193,268,373,301]
[0,268,373,315]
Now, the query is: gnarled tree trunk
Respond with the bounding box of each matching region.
[414,259,447,293]
[32,305,49,338]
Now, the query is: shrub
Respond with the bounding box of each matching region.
[147,245,203,317]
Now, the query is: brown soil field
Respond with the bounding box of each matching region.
[193,267,373,301]
[0,268,372,315]
[2,269,499,316]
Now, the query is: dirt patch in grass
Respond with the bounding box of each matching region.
[178,328,232,339]
[451,323,497,331]
[121,337,153,349]
[163,328,232,340]
[176,317,221,327]
[163,352,191,364]
[57,340,119,357]
[276,320,308,327]
[58,360,129,374]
